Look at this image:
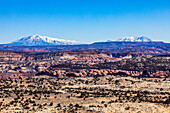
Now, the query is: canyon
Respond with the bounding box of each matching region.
[0,50,169,112]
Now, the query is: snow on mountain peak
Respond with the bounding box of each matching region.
[118,36,152,42]
[9,35,81,46]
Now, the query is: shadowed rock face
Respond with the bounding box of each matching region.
[163,98,170,104]
[0,51,169,79]
[38,54,169,78]
[36,68,169,78]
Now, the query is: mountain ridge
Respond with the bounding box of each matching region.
[117,36,152,42]
[1,41,169,55]
[8,35,81,46]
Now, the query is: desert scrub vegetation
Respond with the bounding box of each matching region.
[0,75,169,112]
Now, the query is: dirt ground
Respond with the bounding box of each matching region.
[0,75,169,113]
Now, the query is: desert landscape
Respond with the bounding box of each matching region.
[0,75,169,112]
[0,51,169,112]
[0,0,170,112]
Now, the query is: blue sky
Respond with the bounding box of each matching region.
[0,0,170,43]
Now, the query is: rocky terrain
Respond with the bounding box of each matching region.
[0,51,122,79]
[37,54,170,78]
[0,51,169,112]
[0,51,169,79]
[0,75,169,112]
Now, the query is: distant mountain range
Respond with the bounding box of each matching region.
[1,35,169,55]
[8,35,81,46]
[7,35,153,46]
[118,36,152,42]
[1,41,169,55]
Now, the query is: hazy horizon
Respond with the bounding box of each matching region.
[0,0,170,43]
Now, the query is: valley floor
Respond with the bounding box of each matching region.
[0,75,169,113]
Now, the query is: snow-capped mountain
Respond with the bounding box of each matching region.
[118,36,152,42]
[8,35,81,46]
